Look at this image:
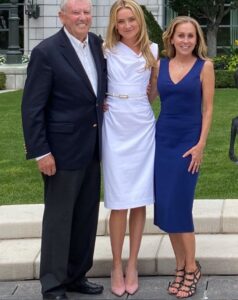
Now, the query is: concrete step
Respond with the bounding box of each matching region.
[0,234,238,281]
[0,200,238,281]
[0,200,238,239]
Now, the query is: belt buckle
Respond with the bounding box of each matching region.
[119,94,128,99]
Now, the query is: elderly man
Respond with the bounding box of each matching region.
[21,0,107,299]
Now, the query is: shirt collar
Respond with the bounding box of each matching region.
[64,27,89,49]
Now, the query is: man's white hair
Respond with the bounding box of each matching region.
[60,0,92,11]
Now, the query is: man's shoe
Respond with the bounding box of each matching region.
[43,292,68,300]
[67,277,104,294]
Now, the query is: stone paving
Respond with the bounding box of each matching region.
[0,276,238,300]
[0,200,238,299]
[0,200,238,280]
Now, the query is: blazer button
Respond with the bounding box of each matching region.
[93,123,98,128]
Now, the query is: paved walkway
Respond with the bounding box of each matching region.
[0,200,238,299]
[0,89,17,93]
[0,276,238,300]
[1,200,238,280]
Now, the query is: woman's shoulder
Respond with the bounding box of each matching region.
[200,59,214,81]
[197,57,213,66]
[157,57,169,74]
[203,59,214,68]
[199,58,214,71]
[159,57,169,65]
[103,43,119,58]
[150,42,158,50]
[150,42,159,59]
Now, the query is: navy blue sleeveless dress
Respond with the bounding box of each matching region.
[154,57,205,233]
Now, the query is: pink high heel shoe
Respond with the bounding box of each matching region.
[125,269,139,295]
[111,270,126,297]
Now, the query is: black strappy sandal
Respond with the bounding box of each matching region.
[167,267,185,295]
[176,261,201,299]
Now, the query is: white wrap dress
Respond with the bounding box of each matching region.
[102,42,158,209]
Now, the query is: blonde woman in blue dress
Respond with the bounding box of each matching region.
[151,16,214,298]
[102,0,158,296]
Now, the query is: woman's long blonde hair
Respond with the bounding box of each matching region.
[104,0,157,68]
[162,16,209,60]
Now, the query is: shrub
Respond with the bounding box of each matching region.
[213,55,230,70]
[0,55,6,65]
[214,54,238,72]
[22,54,30,64]
[227,54,238,71]
[215,70,236,88]
[0,54,29,64]
[141,5,164,55]
[0,72,6,90]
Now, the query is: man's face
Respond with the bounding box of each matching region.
[59,0,92,42]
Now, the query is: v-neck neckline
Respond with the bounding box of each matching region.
[168,58,198,85]
[118,41,141,57]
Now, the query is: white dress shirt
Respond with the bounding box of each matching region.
[64,27,98,95]
[36,27,98,161]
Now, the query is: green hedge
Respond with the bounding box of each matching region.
[0,72,6,90]
[141,5,164,54]
[215,70,236,88]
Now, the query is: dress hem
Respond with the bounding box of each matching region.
[154,222,194,234]
[104,201,154,210]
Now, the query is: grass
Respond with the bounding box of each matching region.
[153,89,238,198]
[0,90,43,205]
[0,89,237,205]
[195,89,238,198]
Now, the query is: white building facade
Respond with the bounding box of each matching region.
[0,0,237,55]
[24,0,165,53]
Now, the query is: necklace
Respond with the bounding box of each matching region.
[173,61,188,73]
[172,58,195,72]
[169,58,196,84]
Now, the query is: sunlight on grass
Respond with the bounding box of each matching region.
[0,89,237,205]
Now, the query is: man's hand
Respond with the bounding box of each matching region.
[37,153,56,176]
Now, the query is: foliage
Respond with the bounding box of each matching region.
[221,40,238,71]
[223,39,238,56]
[214,41,238,72]
[215,70,236,88]
[0,55,6,65]
[0,72,6,90]
[169,0,238,18]
[227,55,238,71]
[214,55,238,72]
[168,0,238,57]
[22,55,30,64]
[213,55,231,70]
[141,5,164,54]
[1,89,238,205]
[0,54,29,65]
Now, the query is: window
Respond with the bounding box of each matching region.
[0,0,24,54]
[163,1,238,54]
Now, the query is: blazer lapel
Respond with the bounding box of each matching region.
[58,28,96,98]
[89,34,102,99]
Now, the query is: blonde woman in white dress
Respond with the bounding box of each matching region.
[102,0,158,296]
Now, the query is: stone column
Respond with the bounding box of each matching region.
[6,0,22,64]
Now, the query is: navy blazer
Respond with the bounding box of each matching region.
[22,28,107,170]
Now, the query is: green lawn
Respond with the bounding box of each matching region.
[0,90,43,205]
[0,89,237,205]
[195,89,238,198]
